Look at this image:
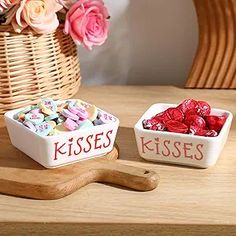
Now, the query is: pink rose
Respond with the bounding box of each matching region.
[64,0,110,50]
[11,0,62,34]
[0,0,19,13]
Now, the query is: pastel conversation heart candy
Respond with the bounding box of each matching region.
[76,119,85,125]
[49,124,67,136]
[57,103,68,113]
[23,121,36,132]
[47,121,57,128]
[66,100,76,106]
[61,109,79,121]
[41,106,54,116]
[78,120,94,130]
[75,99,83,107]
[39,98,57,115]
[41,98,56,112]
[77,107,88,120]
[76,99,90,109]
[20,106,32,114]
[54,124,67,132]
[64,118,78,131]
[93,119,104,126]
[57,116,66,124]
[30,108,41,115]
[68,103,79,115]
[86,105,98,121]
[35,122,52,136]
[44,113,59,121]
[30,105,38,110]
[13,106,32,120]
[99,111,116,124]
[25,113,44,125]
[18,113,25,123]
[14,98,112,136]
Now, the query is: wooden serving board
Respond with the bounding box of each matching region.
[0,126,159,200]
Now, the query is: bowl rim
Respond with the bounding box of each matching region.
[134,103,233,140]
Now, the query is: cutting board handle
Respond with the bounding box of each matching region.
[91,160,159,191]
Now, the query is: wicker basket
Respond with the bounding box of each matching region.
[0,25,81,118]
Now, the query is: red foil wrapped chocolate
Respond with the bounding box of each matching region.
[165,120,188,134]
[205,115,227,132]
[143,99,227,137]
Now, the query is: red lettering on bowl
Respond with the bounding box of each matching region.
[53,130,114,161]
[139,137,204,161]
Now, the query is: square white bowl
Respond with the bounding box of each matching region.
[134,103,233,168]
[4,100,119,168]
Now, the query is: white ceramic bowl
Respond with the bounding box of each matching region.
[4,100,119,168]
[134,103,233,168]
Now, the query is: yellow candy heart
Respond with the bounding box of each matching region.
[86,104,98,121]
[41,106,54,115]
[49,125,67,136]
[47,121,56,128]
[54,124,67,133]
[57,103,68,113]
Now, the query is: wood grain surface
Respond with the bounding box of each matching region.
[186,0,236,89]
[0,86,236,235]
[0,135,159,200]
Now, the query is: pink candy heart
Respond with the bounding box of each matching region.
[61,109,79,121]
[64,118,78,131]
[77,108,88,120]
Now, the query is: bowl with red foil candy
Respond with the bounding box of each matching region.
[134,99,233,168]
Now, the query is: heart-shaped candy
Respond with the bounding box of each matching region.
[78,120,94,130]
[25,113,44,125]
[99,111,116,124]
[35,122,53,136]
[86,105,98,121]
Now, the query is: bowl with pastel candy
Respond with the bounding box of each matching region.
[4,98,119,168]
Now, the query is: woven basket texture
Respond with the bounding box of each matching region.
[0,25,81,116]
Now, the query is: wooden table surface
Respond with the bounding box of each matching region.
[1,86,236,235]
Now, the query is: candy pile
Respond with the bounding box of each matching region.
[14,99,115,136]
[142,99,227,137]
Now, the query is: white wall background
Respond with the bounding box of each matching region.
[79,0,198,86]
